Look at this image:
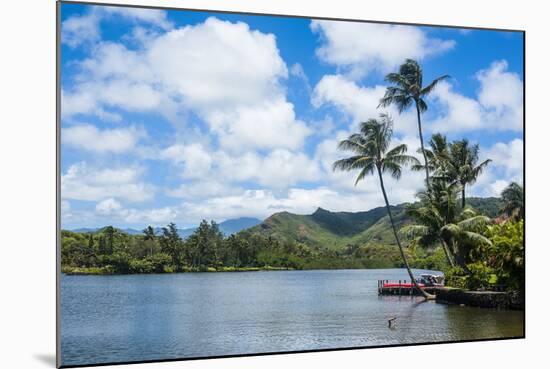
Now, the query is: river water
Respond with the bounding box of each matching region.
[60,269,523,366]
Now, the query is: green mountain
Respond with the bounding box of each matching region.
[244,197,502,250]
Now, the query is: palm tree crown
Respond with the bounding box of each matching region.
[447,139,491,208]
[378,59,450,188]
[403,180,492,270]
[412,133,451,176]
[332,114,419,181]
[501,182,524,220]
[379,59,449,113]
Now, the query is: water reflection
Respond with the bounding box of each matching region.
[61,269,523,366]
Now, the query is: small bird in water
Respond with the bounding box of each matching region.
[388,317,397,328]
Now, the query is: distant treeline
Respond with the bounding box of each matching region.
[61,220,447,275]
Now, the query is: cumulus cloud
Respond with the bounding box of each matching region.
[166,181,244,200]
[62,5,172,47]
[160,143,213,179]
[160,145,321,190]
[429,61,523,133]
[95,198,122,215]
[61,162,155,202]
[120,207,179,225]
[470,139,524,197]
[93,200,179,225]
[62,124,145,153]
[206,98,311,152]
[312,74,418,135]
[311,21,455,78]
[62,17,311,152]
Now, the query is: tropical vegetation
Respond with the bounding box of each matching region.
[62,58,524,297]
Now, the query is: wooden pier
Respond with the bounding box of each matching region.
[377,280,439,296]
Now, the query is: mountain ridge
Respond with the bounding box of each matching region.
[70,217,262,238]
[242,197,503,250]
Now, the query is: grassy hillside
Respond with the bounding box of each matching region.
[245,204,409,250]
[244,198,499,250]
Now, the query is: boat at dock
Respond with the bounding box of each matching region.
[378,274,444,295]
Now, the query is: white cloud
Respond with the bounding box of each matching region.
[95,198,122,215]
[62,6,172,47]
[471,139,523,197]
[101,7,173,30]
[62,162,154,202]
[214,149,320,189]
[147,17,287,110]
[484,138,524,181]
[62,13,99,47]
[120,207,178,225]
[476,60,523,131]
[160,143,213,179]
[207,98,311,152]
[311,21,454,78]
[62,124,145,153]
[428,81,483,131]
[160,146,321,190]
[312,74,418,135]
[429,61,523,133]
[94,201,179,225]
[166,180,243,200]
[62,17,310,152]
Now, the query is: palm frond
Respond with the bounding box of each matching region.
[354,163,377,185]
[332,156,375,172]
[400,225,429,239]
[420,75,450,96]
[381,161,402,179]
[457,215,491,230]
[461,231,492,246]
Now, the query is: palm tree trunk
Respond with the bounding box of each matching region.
[439,238,456,268]
[461,186,466,208]
[415,102,431,189]
[377,166,435,300]
[451,240,472,275]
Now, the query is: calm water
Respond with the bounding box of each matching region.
[61,269,524,366]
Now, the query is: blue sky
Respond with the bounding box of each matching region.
[60,3,524,229]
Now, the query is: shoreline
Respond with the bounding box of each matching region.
[61,265,296,275]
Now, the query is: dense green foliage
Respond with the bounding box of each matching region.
[61,197,510,275]
[445,221,524,291]
[62,219,431,274]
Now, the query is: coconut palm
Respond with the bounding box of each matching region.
[411,133,451,178]
[501,182,524,220]
[379,59,450,187]
[402,180,460,267]
[447,139,491,208]
[333,114,434,299]
[403,180,493,271]
[441,208,493,269]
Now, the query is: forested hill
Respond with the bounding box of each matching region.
[243,197,503,250]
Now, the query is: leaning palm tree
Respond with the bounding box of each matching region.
[333,114,434,299]
[379,59,450,188]
[501,182,524,220]
[448,139,492,208]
